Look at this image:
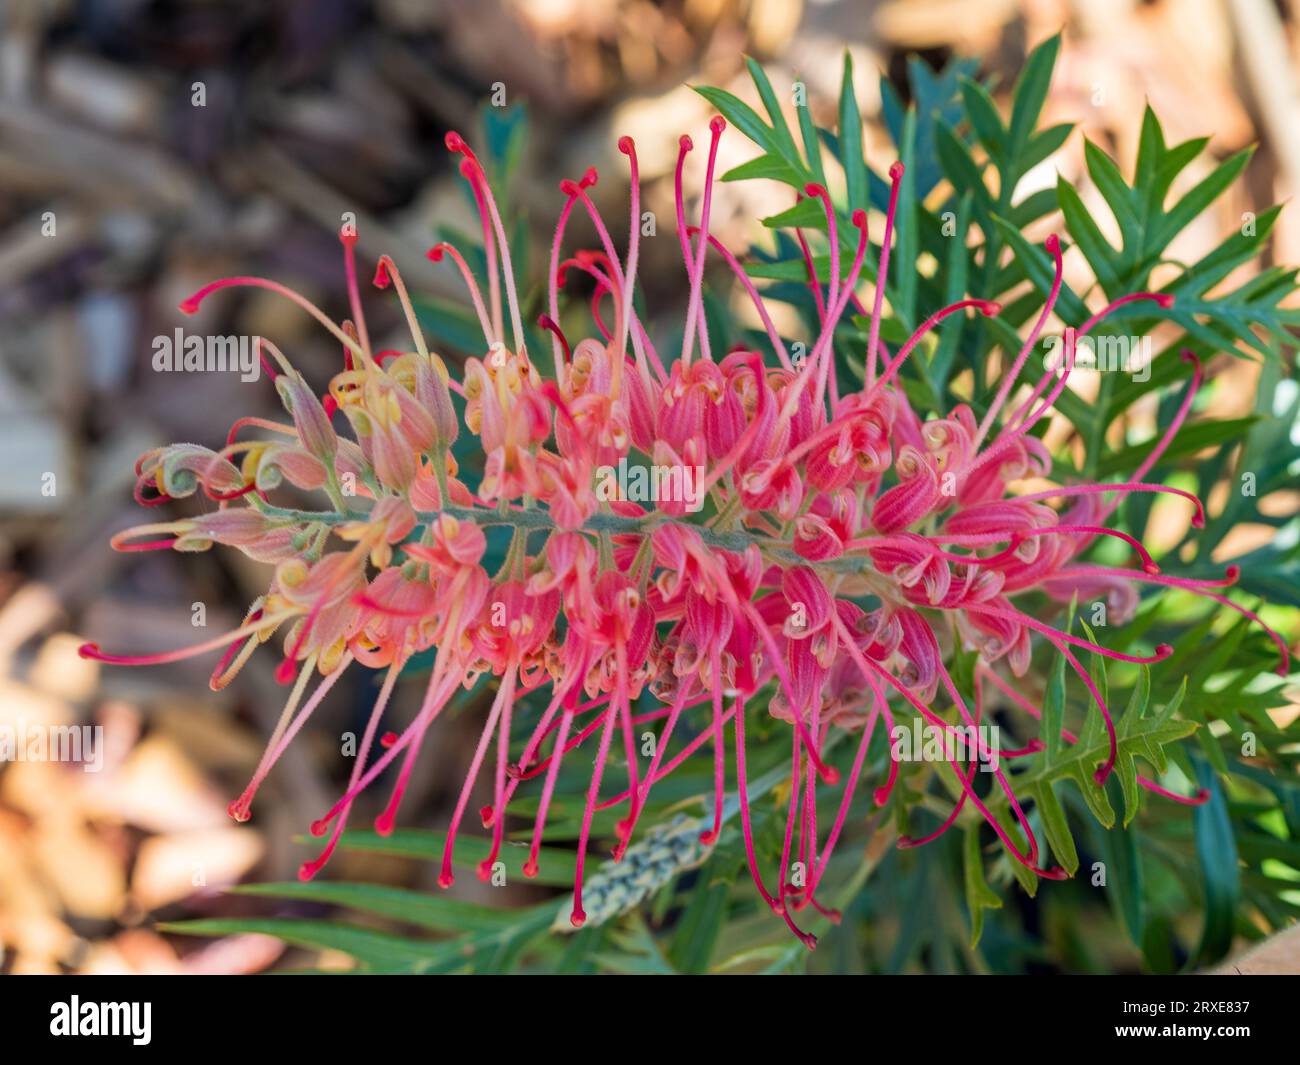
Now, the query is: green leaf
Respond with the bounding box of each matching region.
[228,881,515,934]
[959,78,1006,163]
[694,86,780,157]
[838,52,869,214]
[963,823,1002,947]
[1192,759,1240,966]
[158,917,441,971]
[1036,781,1079,875]
[745,56,801,163]
[1007,34,1061,162]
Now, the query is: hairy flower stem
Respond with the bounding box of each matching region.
[256,501,878,576]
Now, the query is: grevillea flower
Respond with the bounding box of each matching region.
[83,117,1289,947]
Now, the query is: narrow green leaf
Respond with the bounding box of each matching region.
[838,52,868,214]
[963,823,1002,947]
[1192,759,1239,966]
[1007,34,1061,160]
[228,881,514,934]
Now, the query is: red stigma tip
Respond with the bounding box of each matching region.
[581,166,598,188]
[374,811,395,837]
[274,658,297,685]
[426,244,446,262]
[372,260,391,288]
[298,861,319,882]
[309,819,328,837]
[873,787,890,805]
[803,182,826,198]
[227,798,251,823]
[559,178,580,197]
[380,731,398,748]
[1157,293,1176,308]
[78,642,99,659]
[617,135,634,154]
[178,297,201,315]
[709,115,726,133]
[980,300,1002,316]
[1225,565,1240,583]
[479,804,495,828]
[1045,233,1061,254]
[699,830,718,845]
[476,860,493,881]
[823,767,841,786]
[1156,643,1173,657]
[851,208,867,227]
[444,130,466,152]
[1093,767,1111,786]
[679,134,693,151]
[522,859,539,879]
[1143,562,1161,575]
[569,909,586,928]
[437,871,454,889]
[888,160,905,180]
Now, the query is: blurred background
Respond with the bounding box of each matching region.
[1,0,1298,974]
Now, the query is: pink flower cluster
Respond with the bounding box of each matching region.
[84,119,1286,945]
